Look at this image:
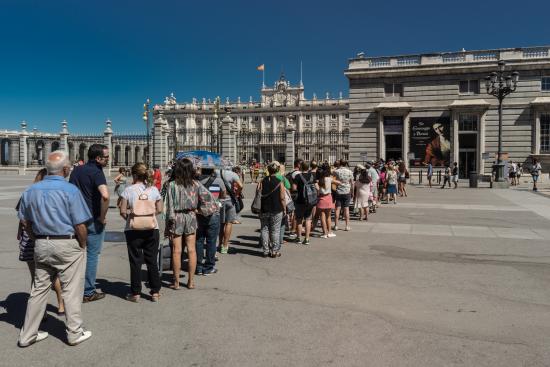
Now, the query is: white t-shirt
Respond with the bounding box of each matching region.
[121,183,161,231]
[216,169,241,202]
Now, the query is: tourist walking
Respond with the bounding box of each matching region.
[119,163,163,302]
[451,162,459,189]
[114,167,127,209]
[397,161,408,197]
[509,161,518,186]
[386,165,398,204]
[333,159,353,231]
[18,151,92,347]
[531,158,542,191]
[293,161,318,245]
[426,162,433,188]
[16,168,64,317]
[196,167,224,275]
[217,167,243,254]
[316,166,337,238]
[354,170,373,220]
[164,159,218,289]
[259,162,286,257]
[440,164,451,189]
[69,144,110,303]
[152,164,162,191]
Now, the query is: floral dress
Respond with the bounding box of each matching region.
[165,180,218,235]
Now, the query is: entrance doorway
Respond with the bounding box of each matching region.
[384,116,403,161]
[458,133,477,178]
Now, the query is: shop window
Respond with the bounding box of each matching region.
[384,83,403,97]
[541,114,550,153]
[542,77,550,92]
[459,80,480,95]
[459,114,478,131]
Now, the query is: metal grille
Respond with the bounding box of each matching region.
[295,131,349,163]
[541,114,550,153]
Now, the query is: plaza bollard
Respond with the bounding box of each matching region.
[469,172,478,188]
[437,170,442,184]
[418,170,423,184]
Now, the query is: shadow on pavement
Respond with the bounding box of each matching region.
[0,292,66,343]
[96,278,129,300]
[104,231,126,243]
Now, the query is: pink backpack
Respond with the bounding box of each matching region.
[129,187,157,230]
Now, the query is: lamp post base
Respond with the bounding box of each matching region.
[491,163,509,188]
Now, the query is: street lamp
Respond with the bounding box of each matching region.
[142,98,151,167]
[485,61,519,183]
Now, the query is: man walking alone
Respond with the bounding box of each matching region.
[18,151,92,347]
[70,144,110,302]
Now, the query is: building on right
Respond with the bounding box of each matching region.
[345,46,550,178]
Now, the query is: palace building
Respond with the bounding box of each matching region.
[151,74,349,167]
[345,46,550,177]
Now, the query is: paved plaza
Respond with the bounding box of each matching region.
[0,176,550,366]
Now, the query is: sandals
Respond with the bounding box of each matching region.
[186,283,195,290]
[169,284,180,290]
[151,293,161,302]
[125,294,140,303]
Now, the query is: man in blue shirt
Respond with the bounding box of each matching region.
[69,144,110,302]
[18,150,93,347]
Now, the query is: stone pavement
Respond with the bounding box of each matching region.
[0,176,550,366]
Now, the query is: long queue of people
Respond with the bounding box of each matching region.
[14,145,408,348]
[253,158,410,257]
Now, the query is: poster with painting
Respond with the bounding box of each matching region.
[409,117,450,167]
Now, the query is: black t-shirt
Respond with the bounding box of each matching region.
[69,161,107,219]
[452,166,458,176]
[295,172,313,205]
[260,176,282,214]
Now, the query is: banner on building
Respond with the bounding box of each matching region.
[409,117,450,167]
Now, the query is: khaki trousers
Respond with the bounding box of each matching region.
[18,238,86,345]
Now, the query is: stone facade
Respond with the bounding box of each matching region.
[0,120,148,173]
[152,74,350,166]
[345,46,550,177]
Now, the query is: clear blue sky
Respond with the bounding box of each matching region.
[0,0,548,133]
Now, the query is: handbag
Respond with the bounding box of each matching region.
[129,187,157,230]
[251,183,262,214]
[284,188,295,212]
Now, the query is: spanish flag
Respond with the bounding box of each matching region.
[257,64,265,71]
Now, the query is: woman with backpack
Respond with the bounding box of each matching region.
[164,159,218,290]
[119,163,163,302]
[259,162,286,257]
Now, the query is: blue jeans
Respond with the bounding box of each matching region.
[196,213,220,273]
[84,220,105,296]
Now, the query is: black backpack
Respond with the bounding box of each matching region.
[299,173,318,206]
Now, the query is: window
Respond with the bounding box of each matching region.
[459,80,480,95]
[242,116,248,122]
[542,77,550,92]
[331,114,337,120]
[254,116,259,122]
[345,113,349,119]
[305,115,311,121]
[459,114,478,131]
[266,116,271,121]
[541,114,550,153]
[317,114,325,121]
[384,83,403,97]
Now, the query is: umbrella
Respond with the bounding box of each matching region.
[175,150,233,169]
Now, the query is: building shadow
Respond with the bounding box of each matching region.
[0,292,66,343]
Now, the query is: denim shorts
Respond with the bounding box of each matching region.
[334,193,351,208]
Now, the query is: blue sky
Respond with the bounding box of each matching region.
[0,0,548,133]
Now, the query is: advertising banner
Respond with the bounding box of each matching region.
[409,117,450,167]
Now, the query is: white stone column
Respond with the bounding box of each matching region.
[403,112,410,168]
[378,112,385,160]
[534,111,541,155]
[153,114,167,168]
[452,111,459,166]
[59,120,69,152]
[479,110,487,174]
[104,119,113,173]
[19,121,28,172]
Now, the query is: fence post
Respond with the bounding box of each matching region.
[437,170,441,184]
[419,169,422,185]
[285,116,296,171]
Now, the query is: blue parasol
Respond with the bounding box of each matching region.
[175,150,233,169]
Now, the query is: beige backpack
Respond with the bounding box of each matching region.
[129,186,157,230]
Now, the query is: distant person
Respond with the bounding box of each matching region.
[531,158,542,191]
[426,162,433,188]
[18,151,92,347]
[114,167,128,208]
[152,164,162,190]
[333,159,353,231]
[259,162,286,257]
[386,164,398,204]
[441,164,451,189]
[354,170,373,220]
[216,167,243,254]
[451,162,459,189]
[69,144,110,303]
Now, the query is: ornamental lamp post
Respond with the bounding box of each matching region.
[142,98,151,167]
[484,61,519,183]
[212,96,221,153]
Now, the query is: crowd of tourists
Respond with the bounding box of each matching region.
[14,144,413,347]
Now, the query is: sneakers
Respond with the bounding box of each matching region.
[320,234,329,239]
[68,330,92,346]
[293,237,302,244]
[220,246,229,254]
[203,268,218,276]
[83,291,105,303]
[288,233,297,240]
[18,331,48,348]
[345,226,351,231]
[327,232,336,238]
[333,226,339,231]
[302,239,310,246]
